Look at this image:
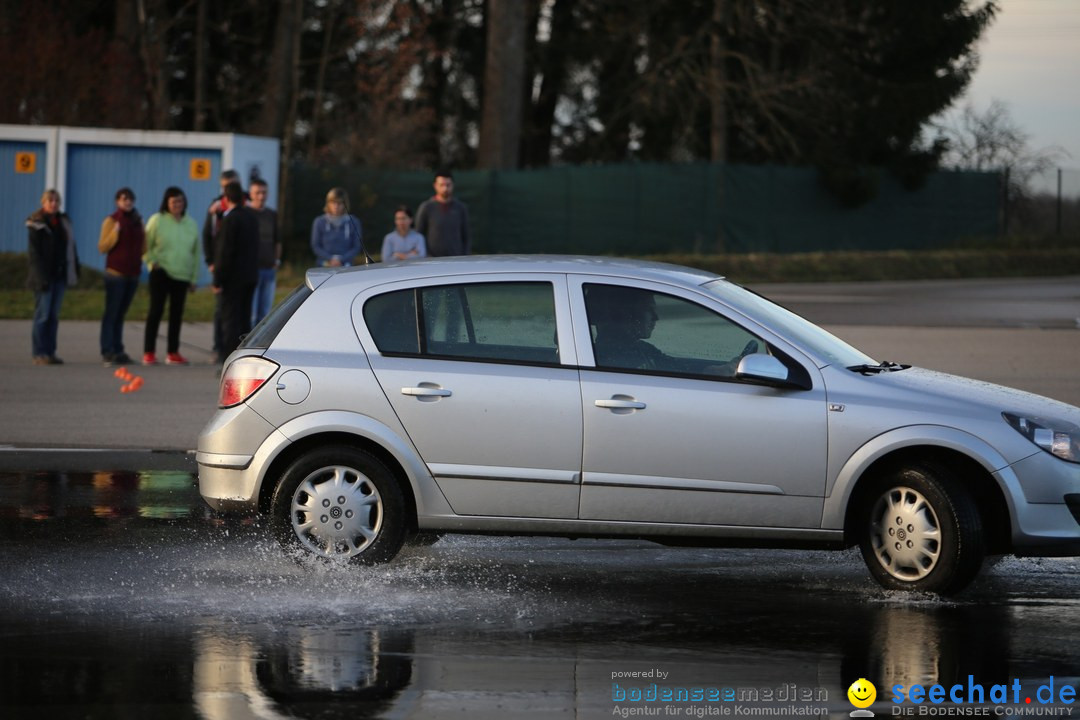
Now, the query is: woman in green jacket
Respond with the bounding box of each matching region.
[143,187,200,365]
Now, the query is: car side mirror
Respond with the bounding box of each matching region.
[735,353,790,385]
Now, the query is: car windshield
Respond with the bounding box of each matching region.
[701,279,875,368]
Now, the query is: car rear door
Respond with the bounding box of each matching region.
[354,273,583,519]
[569,277,828,529]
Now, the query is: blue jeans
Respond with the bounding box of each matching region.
[251,266,277,326]
[32,281,66,358]
[100,274,139,357]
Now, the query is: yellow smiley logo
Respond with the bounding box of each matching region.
[847,678,877,709]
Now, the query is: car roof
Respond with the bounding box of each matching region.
[308,255,723,290]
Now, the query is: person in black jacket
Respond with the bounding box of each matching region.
[212,181,260,361]
[203,168,241,362]
[26,188,80,365]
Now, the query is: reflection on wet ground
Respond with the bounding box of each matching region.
[1,463,1078,719]
[0,469,197,521]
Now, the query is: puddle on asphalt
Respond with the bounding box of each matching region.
[1,467,1079,718]
[2,571,1079,720]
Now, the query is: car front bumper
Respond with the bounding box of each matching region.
[1003,451,1080,556]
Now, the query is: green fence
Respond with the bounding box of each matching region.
[288,163,1001,260]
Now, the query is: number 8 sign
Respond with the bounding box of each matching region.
[190,159,212,180]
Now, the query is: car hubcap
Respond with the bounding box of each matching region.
[290,465,382,558]
[869,486,941,581]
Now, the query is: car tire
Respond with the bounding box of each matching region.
[857,462,984,595]
[270,445,406,564]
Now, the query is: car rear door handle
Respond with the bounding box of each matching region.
[595,397,646,410]
[402,386,452,397]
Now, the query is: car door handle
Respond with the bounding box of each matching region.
[401,386,452,397]
[595,398,646,410]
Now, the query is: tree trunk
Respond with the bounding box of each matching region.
[193,0,207,130]
[110,0,145,127]
[307,1,340,157]
[135,0,170,128]
[252,0,299,139]
[478,0,527,169]
[709,0,728,164]
[709,0,729,251]
[517,0,541,165]
[417,0,458,169]
[521,0,573,167]
[278,0,305,260]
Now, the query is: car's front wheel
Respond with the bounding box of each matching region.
[270,446,406,564]
[857,462,984,594]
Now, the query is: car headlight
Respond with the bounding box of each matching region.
[1003,412,1080,463]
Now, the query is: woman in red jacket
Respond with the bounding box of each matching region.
[98,187,145,366]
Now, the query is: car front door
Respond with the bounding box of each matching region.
[355,274,583,519]
[571,278,828,529]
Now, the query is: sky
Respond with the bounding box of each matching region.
[960,0,1080,186]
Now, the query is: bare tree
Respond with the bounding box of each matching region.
[938,100,1066,187]
[938,99,1070,233]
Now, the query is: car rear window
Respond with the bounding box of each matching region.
[363,288,420,354]
[240,284,313,349]
[363,282,559,365]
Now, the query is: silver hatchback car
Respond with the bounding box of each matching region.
[197,256,1080,594]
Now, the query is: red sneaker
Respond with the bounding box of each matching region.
[165,352,189,366]
[142,352,158,365]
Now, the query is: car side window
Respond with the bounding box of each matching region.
[583,283,766,377]
[364,282,559,365]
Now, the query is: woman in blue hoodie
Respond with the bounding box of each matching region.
[310,187,361,267]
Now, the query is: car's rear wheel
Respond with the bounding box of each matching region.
[270,446,405,564]
[857,462,984,594]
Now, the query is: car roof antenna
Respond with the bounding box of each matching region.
[348,215,374,265]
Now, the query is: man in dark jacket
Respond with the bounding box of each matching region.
[203,169,241,362]
[415,170,471,257]
[212,182,259,361]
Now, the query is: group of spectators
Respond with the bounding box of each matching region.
[25,168,470,368]
[313,169,470,266]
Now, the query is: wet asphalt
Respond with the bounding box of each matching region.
[1,277,1079,718]
[0,463,1077,719]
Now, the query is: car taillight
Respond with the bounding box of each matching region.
[219,356,279,408]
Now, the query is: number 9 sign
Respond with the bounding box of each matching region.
[15,152,36,174]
